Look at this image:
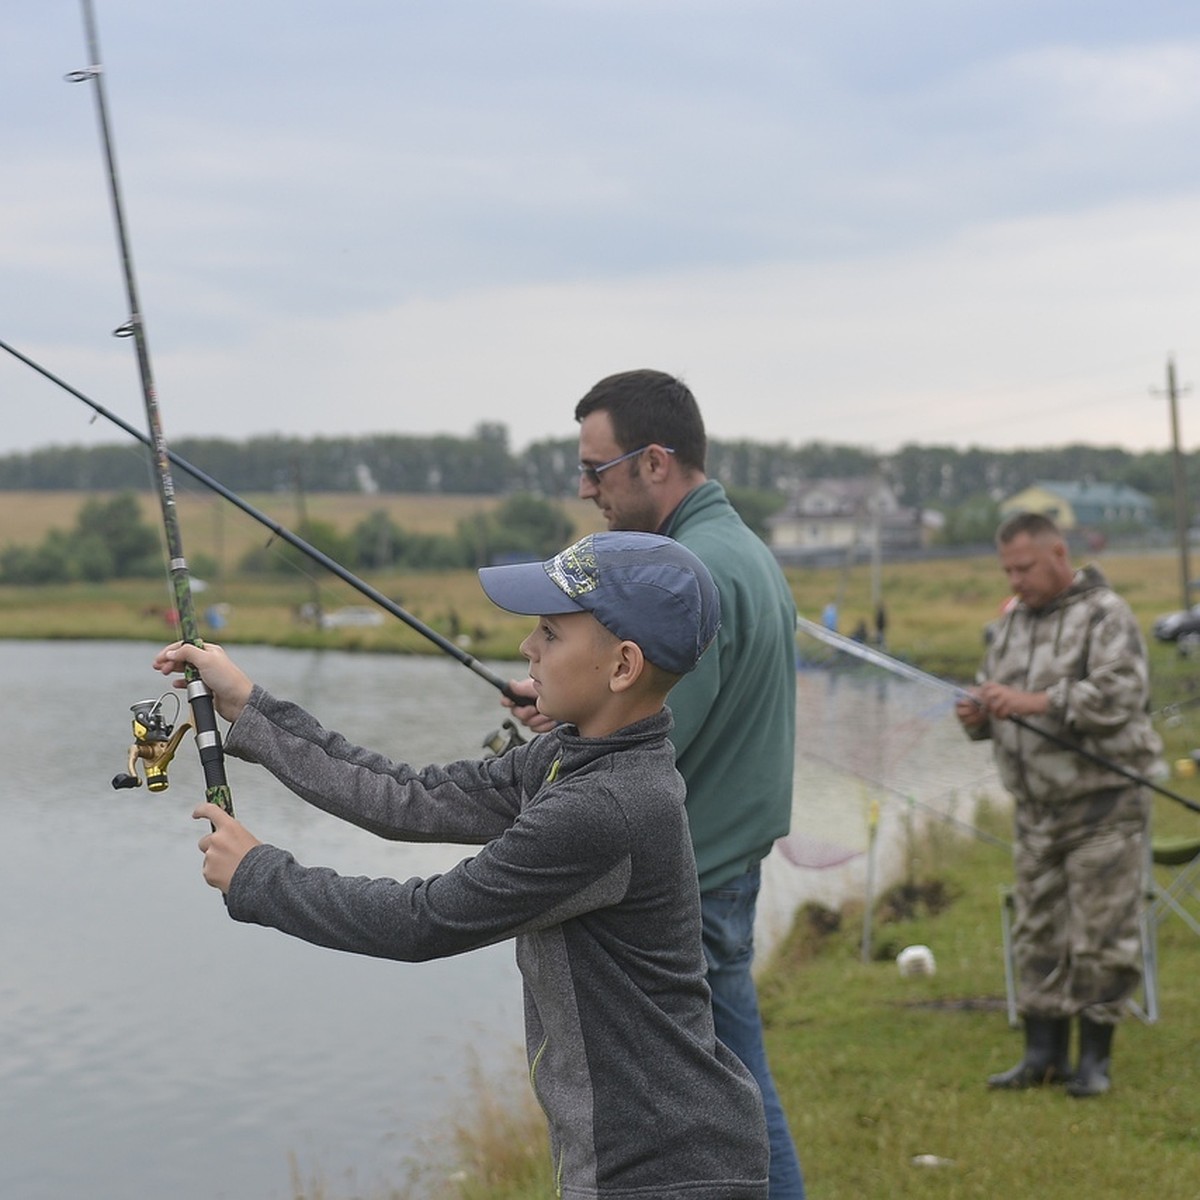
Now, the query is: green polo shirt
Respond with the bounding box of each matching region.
[661,481,796,892]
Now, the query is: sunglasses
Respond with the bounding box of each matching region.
[578,445,674,486]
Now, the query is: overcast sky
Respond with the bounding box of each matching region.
[4,1,1200,459]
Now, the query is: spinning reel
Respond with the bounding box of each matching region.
[481,718,526,757]
[111,693,193,793]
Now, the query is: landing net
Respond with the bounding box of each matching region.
[758,616,1008,955]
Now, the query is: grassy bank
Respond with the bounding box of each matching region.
[408,783,1200,1200]
[761,793,1200,1199]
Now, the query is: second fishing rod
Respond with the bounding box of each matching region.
[0,336,530,709]
[797,614,1200,817]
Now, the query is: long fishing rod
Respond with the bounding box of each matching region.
[0,338,529,707]
[67,0,232,815]
[797,614,1200,816]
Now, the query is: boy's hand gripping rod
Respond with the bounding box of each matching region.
[796,614,1200,816]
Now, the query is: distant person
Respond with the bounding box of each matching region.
[503,370,805,1198]
[156,532,770,1197]
[874,602,887,648]
[821,601,838,632]
[955,512,1162,1097]
[851,618,869,643]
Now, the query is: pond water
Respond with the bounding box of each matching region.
[0,639,1002,1200]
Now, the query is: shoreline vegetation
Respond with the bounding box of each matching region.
[6,494,1200,1197]
[0,488,1189,673]
[0,490,1191,679]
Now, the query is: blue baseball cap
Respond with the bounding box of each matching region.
[478,532,721,675]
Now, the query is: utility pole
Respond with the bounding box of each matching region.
[1161,356,1193,612]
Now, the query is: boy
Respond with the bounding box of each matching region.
[155,531,769,1199]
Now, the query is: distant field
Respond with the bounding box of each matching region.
[0,488,607,568]
[0,490,1191,682]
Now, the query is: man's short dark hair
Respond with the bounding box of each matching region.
[574,369,707,473]
[997,511,1063,545]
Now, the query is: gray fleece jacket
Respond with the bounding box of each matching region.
[223,687,768,1199]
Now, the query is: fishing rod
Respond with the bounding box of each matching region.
[797,614,1200,816]
[67,0,232,814]
[0,338,530,707]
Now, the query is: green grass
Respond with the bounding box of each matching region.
[760,801,1200,1200]
[404,787,1200,1200]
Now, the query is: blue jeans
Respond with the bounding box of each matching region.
[702,866,805,1200]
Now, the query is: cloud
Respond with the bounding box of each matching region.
[69,185,1178,461]
[1006,41,1200,127]
[4,2,1200,461]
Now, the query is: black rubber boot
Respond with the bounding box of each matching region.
[1066,1018,1114,1098]
[987,1016,1072,1089]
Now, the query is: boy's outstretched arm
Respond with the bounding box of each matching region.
[194,802,261,893]
[153,640,254,724]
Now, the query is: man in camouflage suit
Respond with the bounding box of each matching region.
[956,512,1162,1097]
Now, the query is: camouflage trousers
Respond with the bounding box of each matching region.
[1011,785,1149,1024]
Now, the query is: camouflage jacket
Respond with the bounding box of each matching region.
[968,564,1163,805]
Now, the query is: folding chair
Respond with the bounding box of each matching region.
[1149,834,1200,938]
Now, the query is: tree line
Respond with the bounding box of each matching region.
[0,491,580,586]
[0,425,1192,529]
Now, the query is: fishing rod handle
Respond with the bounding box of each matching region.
[185,669,234,814]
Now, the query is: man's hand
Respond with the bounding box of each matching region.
[153,641,253,724]
[955,688,989,731]
[194,802,260,893]
[976,681,1050,721]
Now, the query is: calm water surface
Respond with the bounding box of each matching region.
[3,641,533,1200]
[1,639,1000,1200]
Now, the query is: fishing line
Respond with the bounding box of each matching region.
[797,615,1200,816]
[0,336,529,705]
